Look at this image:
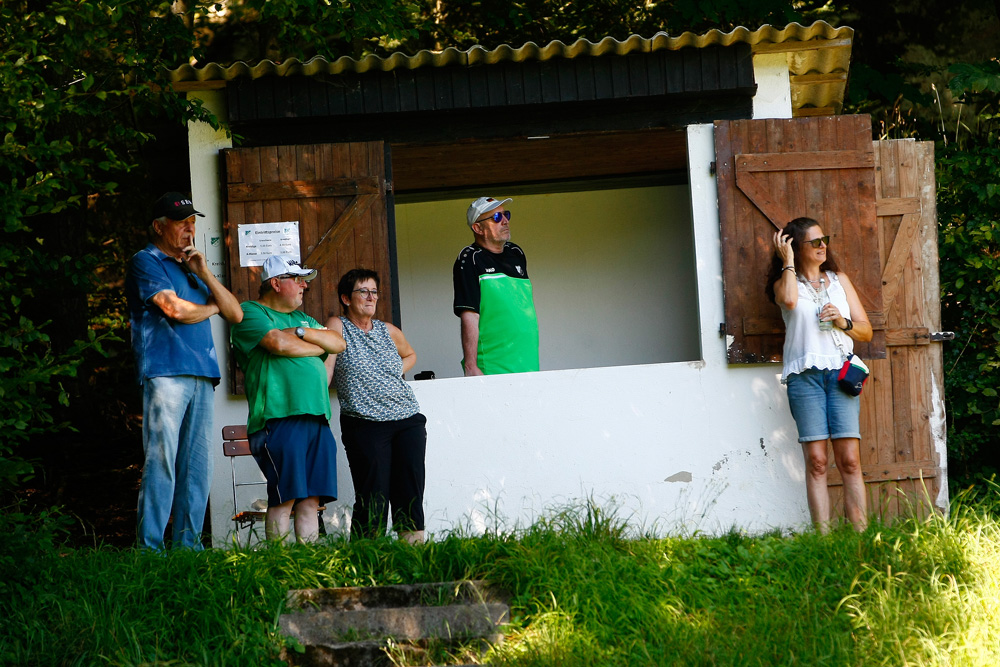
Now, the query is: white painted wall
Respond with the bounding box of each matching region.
[188,64,815,546]
[394,187,700,379]
[752,52,793,119]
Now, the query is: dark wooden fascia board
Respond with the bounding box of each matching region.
[230,93,754,147]
[226,44,754,124]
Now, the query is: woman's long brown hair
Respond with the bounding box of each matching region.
[764,217,841,304]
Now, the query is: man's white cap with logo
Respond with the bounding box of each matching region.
[467,196,512,228]
[260,255,318,282]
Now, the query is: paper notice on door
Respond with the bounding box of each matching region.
[237,222,301,267]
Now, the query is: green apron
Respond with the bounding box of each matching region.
[465,273,539,374]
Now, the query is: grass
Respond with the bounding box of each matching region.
[3,494,1000,666]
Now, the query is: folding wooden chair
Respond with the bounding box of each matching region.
[221,424,326,546]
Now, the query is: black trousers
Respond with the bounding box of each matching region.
[340,412,427,539]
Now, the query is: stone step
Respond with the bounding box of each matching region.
[279,603,509,644]
[284,638,491,667]
[285,580,507,611]
[278,580,509,667]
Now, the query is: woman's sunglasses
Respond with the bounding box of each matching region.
[803,235,830,248]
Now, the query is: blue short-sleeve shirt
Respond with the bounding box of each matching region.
[125,243,221,385]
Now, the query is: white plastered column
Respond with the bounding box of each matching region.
[752,52,793,120]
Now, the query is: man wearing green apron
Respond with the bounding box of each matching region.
[453,196,540,376]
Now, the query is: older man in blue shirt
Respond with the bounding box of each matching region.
[125,192,243,550]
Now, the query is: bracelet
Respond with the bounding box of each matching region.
[782,266,795,273]
[841,318,853,331]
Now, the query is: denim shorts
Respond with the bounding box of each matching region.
[785,368,861,442]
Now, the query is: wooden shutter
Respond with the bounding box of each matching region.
[222,142,393,393]
[827,139,945,518]
[715,115,886,363]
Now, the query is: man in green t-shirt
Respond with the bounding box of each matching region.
[452,196,540,375]
[230,255,346,543]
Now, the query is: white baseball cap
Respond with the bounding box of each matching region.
[260,255,317,282]
[466,196,512,228]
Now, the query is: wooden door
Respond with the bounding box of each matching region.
[715,118,946,521]
[833,139,946,517]
[221,142,393,393]
[715,115,886,363]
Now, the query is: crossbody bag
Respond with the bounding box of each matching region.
[832,329,870,396]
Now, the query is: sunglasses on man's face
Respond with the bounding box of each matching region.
[478,210,512,224]
[803,235,830,248]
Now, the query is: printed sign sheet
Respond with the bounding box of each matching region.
[237,221,301,267]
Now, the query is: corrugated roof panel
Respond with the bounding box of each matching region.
[168,21,853,114]
[787,45,851,76]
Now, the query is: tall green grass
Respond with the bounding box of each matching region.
[3,493,1000,666]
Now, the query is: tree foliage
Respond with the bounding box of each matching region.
[935,73,1000,487]
[195,0,417,63]
[0,1,220,497]
[193,0,800,62]
[398,0,799,51]
[949,62,1000,96]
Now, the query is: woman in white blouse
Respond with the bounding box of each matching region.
[767,217,873,533]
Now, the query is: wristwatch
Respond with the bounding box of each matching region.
[295,327,306,339]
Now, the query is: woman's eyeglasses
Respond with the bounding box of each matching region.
[352,288,379,299]
[803,236,830,248]
[477,210,512,224]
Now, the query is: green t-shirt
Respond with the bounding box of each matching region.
[230,301,331,433]
[476,274,540,374]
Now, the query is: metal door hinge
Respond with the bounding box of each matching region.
[719,323,726,337]
[929,331,955,342]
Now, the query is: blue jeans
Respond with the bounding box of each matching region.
[138,376,215,550]
[785,368,861,443]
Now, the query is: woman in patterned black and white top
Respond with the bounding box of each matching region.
[325,268,427,543]
[767,217,873,534]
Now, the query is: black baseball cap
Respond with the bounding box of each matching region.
[152,192,204,221]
